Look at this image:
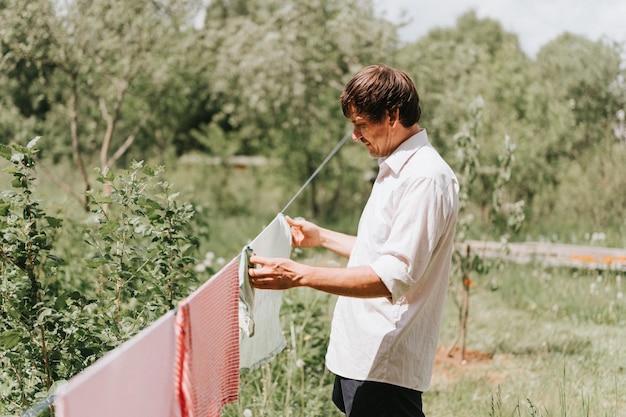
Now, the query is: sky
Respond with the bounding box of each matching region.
[374,0,626,57]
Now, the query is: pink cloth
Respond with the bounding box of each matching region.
[55,310,177,417]
[174,257,240,417]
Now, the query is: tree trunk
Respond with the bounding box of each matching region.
[69,84,91,211]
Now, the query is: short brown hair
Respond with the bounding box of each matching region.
[340,64,421,127]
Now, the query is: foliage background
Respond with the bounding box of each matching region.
[0,0,624,415]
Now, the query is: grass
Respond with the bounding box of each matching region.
[223,252,344,417]
[3,157,624,416]
[432,263,624,417]
[223,257,625,417]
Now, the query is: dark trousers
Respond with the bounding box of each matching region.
[332,375,425,417]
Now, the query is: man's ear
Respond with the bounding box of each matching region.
[388,108,400,126]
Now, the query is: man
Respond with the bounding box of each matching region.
[248,64,459,417]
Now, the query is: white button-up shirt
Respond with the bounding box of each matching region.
[325,129,459,392]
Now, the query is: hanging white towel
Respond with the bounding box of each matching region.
[238,213,291,370]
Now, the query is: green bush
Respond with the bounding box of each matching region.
[0,139,207,414]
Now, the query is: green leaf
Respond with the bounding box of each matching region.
[0,144,12,160]
[55,292,70,309]
[85,258,105,268]
[37,308,53,322]
[11,177,24,188]
[99,221,120,236]
[46,254,66,264]
[141,197,162,210]
[142,165,155,176]
[0,330,22,349]
[97,196,115,205]
[45,216,63,228]
[55,291,83,309]
[3,232,18,243]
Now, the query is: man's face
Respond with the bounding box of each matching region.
[349,113,396,158]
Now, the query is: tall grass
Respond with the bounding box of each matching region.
[223,259,625,417]
[3,155,623,416]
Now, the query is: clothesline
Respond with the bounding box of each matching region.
[21,130,351,417]
[280,130,352,214]
[20,396,54,417]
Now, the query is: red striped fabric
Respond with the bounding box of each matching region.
[174,305,193,417]
[174,257,240,417]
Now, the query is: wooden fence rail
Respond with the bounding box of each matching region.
[462,240,626,272]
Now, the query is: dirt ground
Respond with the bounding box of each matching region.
[435,346,493,366]
[432,346,498,388]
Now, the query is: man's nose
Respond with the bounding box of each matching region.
[352,127,363,142]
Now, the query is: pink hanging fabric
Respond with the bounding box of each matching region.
[173,257,240,417]
[55,310,177,417]
[174,305,193,417]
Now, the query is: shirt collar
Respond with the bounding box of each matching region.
[378,129,429,175]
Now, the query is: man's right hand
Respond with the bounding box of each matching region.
[285,215,356,258]
[286,216,323,248]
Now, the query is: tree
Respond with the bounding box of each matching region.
[394,12,626,240]
[0,0,204,209]
[448,97,525,361]
[395,12,532,224]
[192,0,399,220]
[524,33,626,236]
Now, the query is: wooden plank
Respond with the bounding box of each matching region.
[463,240,626,271]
